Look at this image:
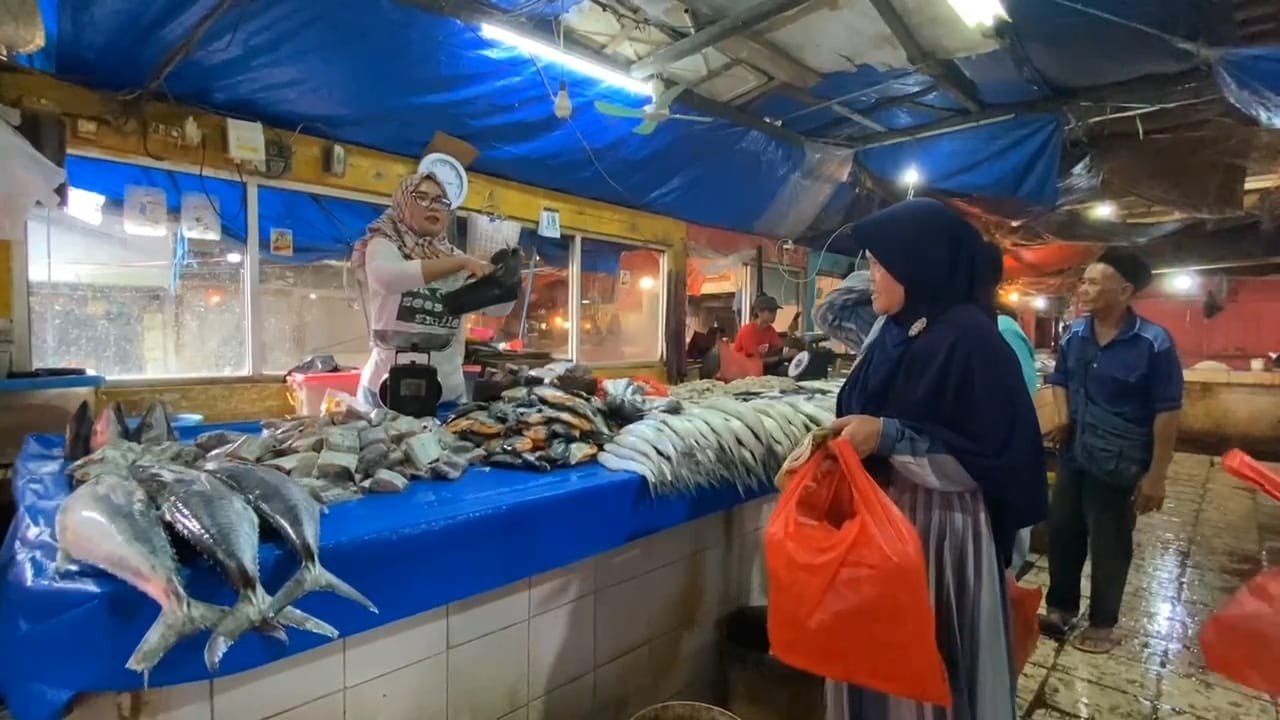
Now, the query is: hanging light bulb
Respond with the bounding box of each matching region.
[554,80,573,120]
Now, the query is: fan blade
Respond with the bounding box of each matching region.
[668,114,714,123]
[632,120,660,136]
[594,101,647,119]
[651,83,688,112]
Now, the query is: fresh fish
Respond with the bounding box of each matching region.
[446,412,507,437]
[195,431,250,454]
[359,424,388,449]
[137,441,205,468]
[404,432,445,472]
[361,469,409,493]
[316,450,359,484]
[597,451,657,480]
[263,451,319,476]
[68,443,144,486]
[565,441,598,465]
[288,434,325,454]
[132,464,337,671]
[780,395,836,427]
[444,402,488,424]
[355,442,392,479]
[384,414,424,443]
[431,443,484,480]
[222,435,276,464]
[133,402,178,445]
[65,400,94,461]
[90,401,130,454]
[530,385,611,434]
[55,473,225,679]
[611,434,675,488]
[322,426,361,454]
[203,462,377,627]
[485,452,551,472]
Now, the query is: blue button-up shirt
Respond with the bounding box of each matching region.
[1046,311,1184,428]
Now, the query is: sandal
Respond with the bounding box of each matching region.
[1038,610,1076,641]
[1072,626,1121,655]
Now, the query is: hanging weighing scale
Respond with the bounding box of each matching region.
[381,345,445,418]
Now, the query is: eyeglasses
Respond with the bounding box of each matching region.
[409,192,451,210]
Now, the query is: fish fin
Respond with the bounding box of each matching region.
[255,619,290,644]
[274,606,339,638]
[269,562,378,616]
[54,548,73,575]
[205,587,272,672]
[127,598,224,675]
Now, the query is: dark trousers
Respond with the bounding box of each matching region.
[1045,457,1138,628]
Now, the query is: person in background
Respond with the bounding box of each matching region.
[734,294,797,371]
[1040,249,1183,654]
[827,199,1047,719]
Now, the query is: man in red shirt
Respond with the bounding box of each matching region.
[734,294,796,372]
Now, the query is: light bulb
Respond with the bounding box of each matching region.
[1172,273,1195,292]
[554,81,573,120]
[1008,291,1020,302]
[638,275,656,290]
[900,166,921,187]
[225,252,243,264]
[1032,296,1048,310]
[1089,201,1117,220]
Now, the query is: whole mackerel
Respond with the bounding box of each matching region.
[203,461,377,619]
[131,465,338,672]
[55,473,224,681]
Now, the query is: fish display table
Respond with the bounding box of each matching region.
[0,422,771,720]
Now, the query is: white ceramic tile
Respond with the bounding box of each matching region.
[68,681,212,720]
[594,646,652,720]
[345,653,447,720]
[448,579,530,648]
[595,573,656,665]
[594,537,657,589]
[732,497,774,535]
[267,691,343,720]
[529,559,595,616]
[692,545,729,622]
[527,673,594,720]
[345,606,447,687]
[729,528,767,606]
[212,641,344,720]
[530,596,595,698]
[447,622,529,720]
[648,523,696,569]
[691,511,730,551]
[497,709,527,720]
[647,557,701,638]
[649,626,717,701]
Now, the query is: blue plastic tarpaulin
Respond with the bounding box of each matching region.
[1215,47,1280,129]
[257,187,384,264]
[0,424,767,720]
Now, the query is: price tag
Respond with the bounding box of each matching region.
[270,228,294,256]
[538,208,561,239]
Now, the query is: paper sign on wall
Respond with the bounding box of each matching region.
[180,192,222,241]
[270,228,294,256]
[122,185,168,237]
[619,270,632,288]
[538,208,561,239]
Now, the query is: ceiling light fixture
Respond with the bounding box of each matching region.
[479,23,652,97]
[1089,201,1117,220]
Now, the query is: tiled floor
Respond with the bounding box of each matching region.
[1016,453,1280,720]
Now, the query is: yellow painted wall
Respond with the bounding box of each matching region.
[1,71,684,422]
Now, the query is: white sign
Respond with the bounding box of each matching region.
[122,185,169,237]
[619,270,632,288]
[180,192,221,241]
[537,208,561,239]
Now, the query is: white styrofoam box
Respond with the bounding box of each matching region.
[529,596,595,698]
[691,511,730,551]
[527,673,594,720]
[447,622,529,720]
[593,645,651,720]
[266,691,343,720]
[67,680,212,720]
[595,573,657,665]
[529,558,595,616]
[345,653,447,720]
[211,641,344,720]
[345,606,447,687]
[448,579,530,648]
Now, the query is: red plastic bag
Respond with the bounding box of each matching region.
[1222,449,1280,503]
[1201,568,1280,697]
[765,438,952,707]
[716,339,763,381]
[1008,578,1043,676]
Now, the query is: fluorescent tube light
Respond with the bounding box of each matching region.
[479,23,653,97]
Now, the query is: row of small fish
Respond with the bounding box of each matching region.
[56,459,377,680]
[668,376,804,401]
[596,393,838,495]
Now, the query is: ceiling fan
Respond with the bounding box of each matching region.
[594,83,713,136]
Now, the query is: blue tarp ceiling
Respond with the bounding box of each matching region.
[20,0,1280,238]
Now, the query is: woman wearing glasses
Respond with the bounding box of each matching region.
[351,169,505,409]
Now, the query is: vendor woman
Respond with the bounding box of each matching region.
[352,168,512,409]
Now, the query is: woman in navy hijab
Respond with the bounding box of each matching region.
[824,199,1048,720]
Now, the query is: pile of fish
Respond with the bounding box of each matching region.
[597,391,838,495]
[443,384,620,472]
[57,404,379,679]
[669,376,803,401]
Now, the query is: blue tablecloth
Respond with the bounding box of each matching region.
[0,422,768,720]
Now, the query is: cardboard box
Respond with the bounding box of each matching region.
[1035,385,1068,436]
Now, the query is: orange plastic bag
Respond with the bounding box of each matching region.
[715,339,763,381]
[1008,578,1043,676]
[765,438,952,707]
[1222,449,1280,503]
[1201,568,1280,697]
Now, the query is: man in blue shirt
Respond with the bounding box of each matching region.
[1040,249,1183,655]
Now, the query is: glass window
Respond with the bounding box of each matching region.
[687,257,746,344]
[26,158,248,377]
[256,187,385,372]
[578,237,663,364]
[761,264,806,333]
[464,217,571,360]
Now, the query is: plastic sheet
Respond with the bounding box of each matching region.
[0,423,769,720]
[0,121,64,241]
[1215,48,1280,130]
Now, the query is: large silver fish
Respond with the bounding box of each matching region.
[55,473,224,680]
[203,462,377,625]
[133,401,178,445]
[90,401,131,455]
[131,465,337,672]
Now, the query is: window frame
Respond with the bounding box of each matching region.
[574,231,669,368]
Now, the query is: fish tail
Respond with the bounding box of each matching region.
[204,586,273,672]
[127,597,224,675]
[269,562,378,616]
[274,606,339,639]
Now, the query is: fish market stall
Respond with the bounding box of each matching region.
[0,377,838,720]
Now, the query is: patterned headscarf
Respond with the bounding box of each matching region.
[352,172,459,273]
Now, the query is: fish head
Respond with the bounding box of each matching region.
[90,402,131,453]
[64,400,94,461]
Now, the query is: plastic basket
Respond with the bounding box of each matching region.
[286,370,363,416]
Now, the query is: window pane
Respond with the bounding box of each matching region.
[27,200,247,378]
[465,220,571,359]
[578,237,663,364]
[762,265,806,332]
[256,188,385,372]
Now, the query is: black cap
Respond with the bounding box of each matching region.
[752,294,780,313]
[1096,249,1153,293]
